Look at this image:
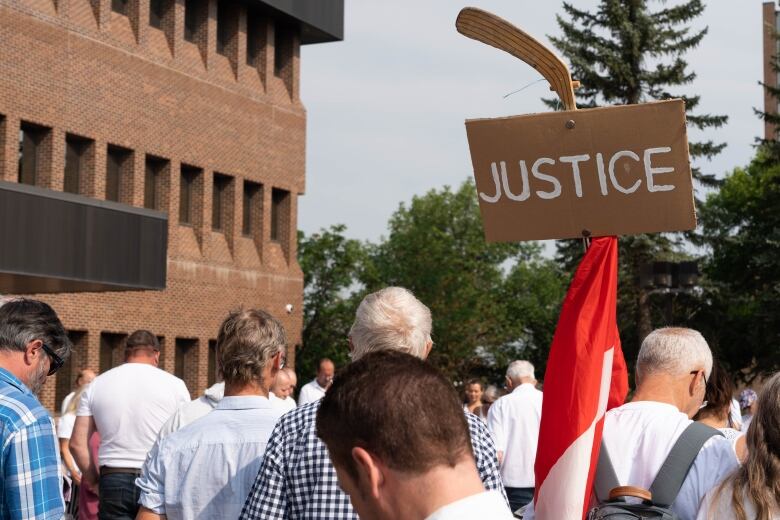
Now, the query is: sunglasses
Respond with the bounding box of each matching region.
[40,343,64,376]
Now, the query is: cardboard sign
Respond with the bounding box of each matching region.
[465,99,696,242]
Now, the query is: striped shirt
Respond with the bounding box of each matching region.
[0,367,64,520]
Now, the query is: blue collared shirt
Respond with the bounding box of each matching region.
[137,395,285,520]
[0,368,64,520]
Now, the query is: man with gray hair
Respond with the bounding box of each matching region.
[487,360,543,512]
[0,298,72,520]
[593,327,738,520]
[136,309,287,520]
[240,286,506,520]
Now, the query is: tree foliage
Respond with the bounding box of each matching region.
[296,182,566,385]
[547,0,725,356]
[694,154,780,381]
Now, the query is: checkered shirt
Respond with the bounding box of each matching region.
[0,368,64,520]
[240,400,507,519]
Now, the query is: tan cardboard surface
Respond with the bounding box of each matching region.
[465,99,696,242]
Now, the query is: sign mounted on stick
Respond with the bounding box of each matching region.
[457,8,696,243]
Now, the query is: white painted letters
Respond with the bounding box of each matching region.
[608,150,642,194]
[643,147,676,192]
[531,158,561,200]
[501,160,531,201]
[480,162,503,203]
[560,154,590,198]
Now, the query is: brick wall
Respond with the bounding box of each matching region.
[0,0,306,409]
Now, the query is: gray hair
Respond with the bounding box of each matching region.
[0,298,72,360]
[507,360,535,381]
[216,308,287,387]
[349,287,432,361]
[637,327,712,382]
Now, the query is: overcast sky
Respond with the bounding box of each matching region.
[298,0,765,245]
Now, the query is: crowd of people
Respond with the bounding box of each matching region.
[0,289,776,520]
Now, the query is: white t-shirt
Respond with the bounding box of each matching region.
[77,362,190,469]
[602,401,739,520]
[270,392,297,413]
[57,412,76,439]
[486,383,543,488]
[157,382,224,440]
[61,391,76,416]
[425,490,514,520]
[697,480,780,520]
[298,379,328,406]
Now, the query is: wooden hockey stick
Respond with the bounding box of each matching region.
[456,7,579,111]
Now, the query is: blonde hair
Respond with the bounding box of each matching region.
[637,327,712,383]
[715,372,780,520]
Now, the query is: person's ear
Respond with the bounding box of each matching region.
[423,340,433,360]
[351,447,384,499]
[688,371,702,397]
[505,376,513,391]
[23,339,42,367]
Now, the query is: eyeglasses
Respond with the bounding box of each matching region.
[40,343,64,376]
[279,351,286,370]
[691,370,708,410]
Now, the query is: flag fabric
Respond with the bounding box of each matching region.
[533,236,628,519]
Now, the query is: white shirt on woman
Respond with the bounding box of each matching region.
[486,383,543,488]
[697,480,780,520]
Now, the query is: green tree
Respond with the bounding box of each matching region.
[548,0,726,355]
[296,225,365,381]
[360,180,566,383]
[695,154,780,381]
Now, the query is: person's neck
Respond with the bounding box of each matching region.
[631,377,690,415]
[0,354,30,387]
[125,357,157,366]
[698,414,727,429]
[387,458,486,520]
[224,380,269,397]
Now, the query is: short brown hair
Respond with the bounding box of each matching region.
[126,330,159,352]
[216,308,286,387]
[316,350,473,480]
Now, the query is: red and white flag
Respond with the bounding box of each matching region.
[533,236,628,519]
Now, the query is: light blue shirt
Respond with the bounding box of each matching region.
[137,395,284,520]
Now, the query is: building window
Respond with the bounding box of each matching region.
[274,23,290,76]
[243,181,261,236]
[175,338,197,390]
[216,0,228,55]
[271,188,288,242]
[18,122,49,186]
[111,0,128,15]
[212,173,230,232]
[184,0,199,42]
[100,332,127,373]
[179,164,201,225]
[106,145,130,202]
[207,340,218,386]
[64,135,90,195]
[246,13,261,65]
[145,156,167,210]
[149,0,166,29]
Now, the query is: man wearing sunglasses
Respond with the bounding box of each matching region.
[0,297,72,520]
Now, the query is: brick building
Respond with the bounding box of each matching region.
[0,0,343,410]
[764,1,779,140]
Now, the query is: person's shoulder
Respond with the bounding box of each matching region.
[273,399,320,436]
[0,389,50,431]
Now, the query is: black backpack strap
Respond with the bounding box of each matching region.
[649,422,722,507]
[594,441,620,502]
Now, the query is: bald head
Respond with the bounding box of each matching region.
[272,368,293,399]
[283,367,297,388]
[316,358,335,388]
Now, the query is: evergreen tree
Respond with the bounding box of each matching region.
[547,0,726,355]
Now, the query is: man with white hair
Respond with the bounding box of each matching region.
[240,287,506,519]
[487,360,543,512]
[595,327,737,520]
